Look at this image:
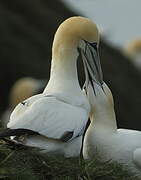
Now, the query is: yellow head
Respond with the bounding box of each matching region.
[87,82,114,116]
[52,16,99,60]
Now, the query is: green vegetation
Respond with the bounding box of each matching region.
[0,140,140,180]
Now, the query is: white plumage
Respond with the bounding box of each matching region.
[82,21,141,174]
[8,93,89,157]
[1,16,101,157]
[9,94,88,141]
[83,82,141,174]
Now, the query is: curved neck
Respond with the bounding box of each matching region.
[44,48,81,94]
[44,25,82,94]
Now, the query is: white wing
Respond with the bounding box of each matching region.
[8,94,88,141]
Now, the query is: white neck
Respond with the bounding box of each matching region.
[90,106,117,132]
[44,48,81,94]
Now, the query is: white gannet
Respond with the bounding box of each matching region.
[124,38,141,69]
[0,16,101,157]
[1,77,46,127]
[81,24,141,174]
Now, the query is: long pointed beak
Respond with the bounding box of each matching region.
[78,41,103,94]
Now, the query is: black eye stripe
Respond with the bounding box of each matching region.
[78,40,104,94]
[83,40,97,50]
[89,42,97,47]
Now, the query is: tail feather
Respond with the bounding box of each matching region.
[0,128,39,138]
[0,137,39,150]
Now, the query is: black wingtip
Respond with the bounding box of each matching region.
[60,131,74,142]
[0,128,40,138]
[0,137,39,150]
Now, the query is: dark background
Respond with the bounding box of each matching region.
[0,0,141,130]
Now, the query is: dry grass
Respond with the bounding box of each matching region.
[0,141,140,180]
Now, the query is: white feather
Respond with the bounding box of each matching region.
[83,82,141,174]
[8,94,88,140]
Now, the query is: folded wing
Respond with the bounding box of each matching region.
[7,95,88,142]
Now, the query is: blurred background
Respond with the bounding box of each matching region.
[0,0,141,130]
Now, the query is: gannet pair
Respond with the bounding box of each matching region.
[1,16,141,173]
[1,77,46,127]
[0,17,101,157]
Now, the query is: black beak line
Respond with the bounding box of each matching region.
[78,41,104,95]
[80,48,96,95]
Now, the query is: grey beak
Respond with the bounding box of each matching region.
[78,41,103,94]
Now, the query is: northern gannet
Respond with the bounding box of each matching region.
[124,38,141,69]
[0,16,101,157]
[1,77,46,127]
[82,24,141,174]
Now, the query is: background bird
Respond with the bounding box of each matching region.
[1,77,46,127]
[124,38,141,69]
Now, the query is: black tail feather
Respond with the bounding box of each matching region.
[0,137,39,150]
[0,128,39,138]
